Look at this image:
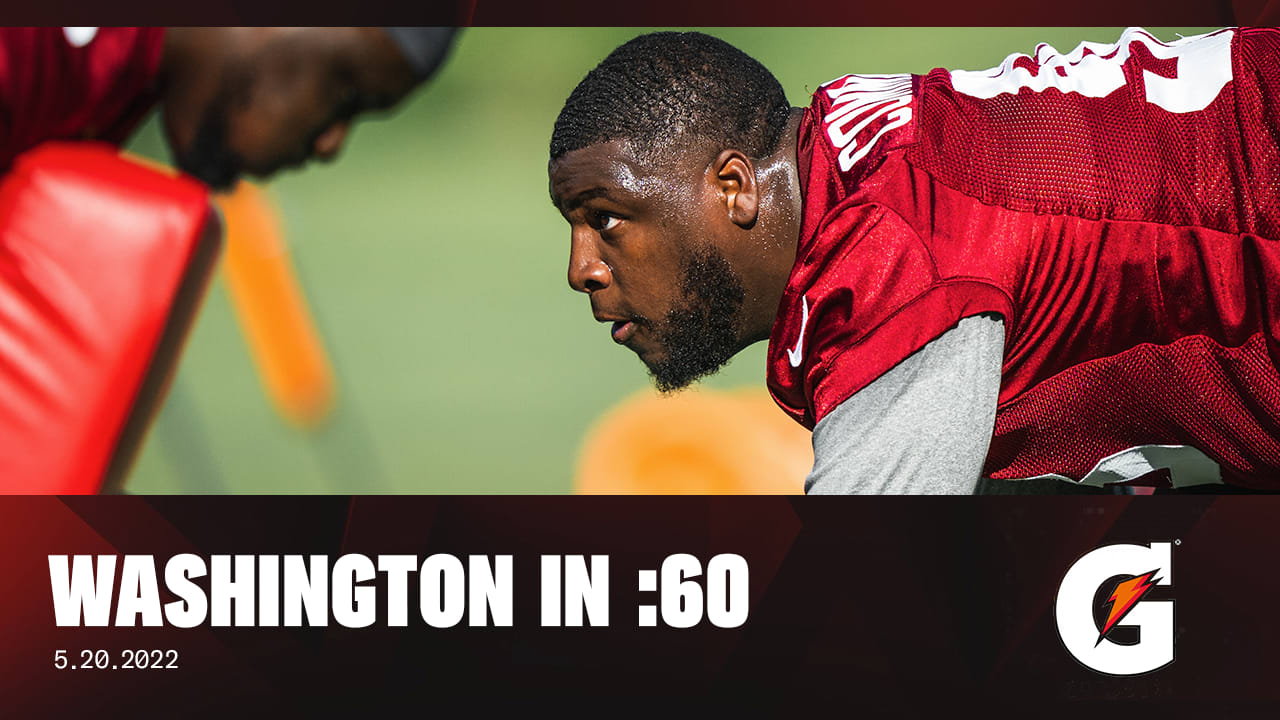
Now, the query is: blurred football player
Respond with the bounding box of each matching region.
[0,27,457,188]
[0,27,456,492]
[549,28,1280,493]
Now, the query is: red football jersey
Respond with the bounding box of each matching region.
[0,27,166,170]
[766,27,1280,487]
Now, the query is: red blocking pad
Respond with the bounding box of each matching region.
[0,142,218,493]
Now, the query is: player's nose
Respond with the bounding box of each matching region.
[312,122,351,161]
[568,233,611,294]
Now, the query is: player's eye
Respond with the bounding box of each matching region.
[589,212,622,233]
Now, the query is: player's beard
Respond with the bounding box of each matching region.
[173,69,252,191]
[644,246,747,393]
[177,106,242,191]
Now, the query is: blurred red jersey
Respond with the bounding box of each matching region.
[767,27,1280,486]
[0,27,165,170]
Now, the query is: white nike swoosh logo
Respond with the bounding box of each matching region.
[787,296,809,368]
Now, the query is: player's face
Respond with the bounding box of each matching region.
[164,33,411,189]
[550,141,749,391]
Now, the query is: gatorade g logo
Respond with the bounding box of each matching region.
[1054,542,1174,675]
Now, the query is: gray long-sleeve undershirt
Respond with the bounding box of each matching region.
[805,313,1005,495]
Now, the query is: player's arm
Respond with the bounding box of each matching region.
[805,313,1004,495]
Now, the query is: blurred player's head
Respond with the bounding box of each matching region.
[159,27,455,189]
[548,32,800,391]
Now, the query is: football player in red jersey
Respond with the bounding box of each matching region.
[0,27,457,188]
[549,28,1280,494]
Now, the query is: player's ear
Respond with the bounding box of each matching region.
[711,150,759,229]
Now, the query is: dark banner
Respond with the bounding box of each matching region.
[4,496,1278,714]
[9,0,1270,26]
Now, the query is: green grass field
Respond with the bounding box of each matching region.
[122,28,1210,492]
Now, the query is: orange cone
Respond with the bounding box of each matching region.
[215,181,336,428]
[574,387,810,494]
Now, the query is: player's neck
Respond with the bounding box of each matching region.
[740,108,805,345]
[778,107,805,253]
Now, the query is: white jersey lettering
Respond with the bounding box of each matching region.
[950,27,1234,114]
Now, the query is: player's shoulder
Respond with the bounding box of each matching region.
[0,27,165,86]
[805,73,920,189]
[0,27,164,59]
[766,199,961,428]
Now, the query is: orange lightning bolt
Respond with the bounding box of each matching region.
[1096,570,1161,646]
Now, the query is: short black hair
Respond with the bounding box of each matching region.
[550,32,792,163]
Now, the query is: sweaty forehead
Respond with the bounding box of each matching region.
[548,140,694,211]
